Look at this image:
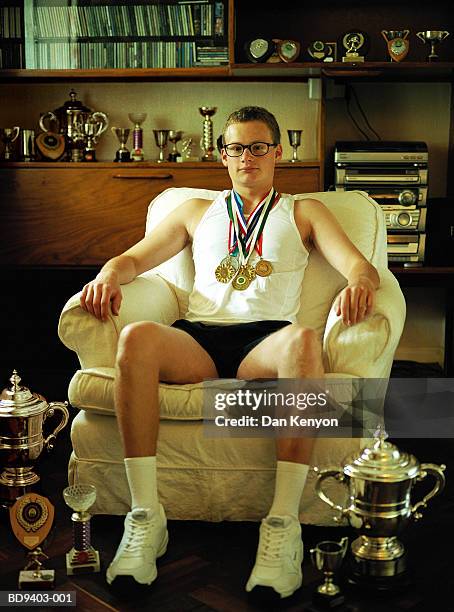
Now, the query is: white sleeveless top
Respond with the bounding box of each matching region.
[186,190,309,324]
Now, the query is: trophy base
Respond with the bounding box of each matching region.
[66,549,100,575]
[342,55,365,63]
[19,569,55,590]
[309,590,346,610]
[348,553,410,592]
[114,150,131,162]
[168,153,181,162]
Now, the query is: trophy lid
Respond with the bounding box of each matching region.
[343,427,419,482]
[0,370,47,416]
[56,89,91,114]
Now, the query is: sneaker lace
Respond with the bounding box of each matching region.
[124,516,155,553]
[259,523,287,563]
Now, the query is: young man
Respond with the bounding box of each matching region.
[80,107,379,598]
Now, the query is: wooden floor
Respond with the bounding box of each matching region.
[1,434,454,612]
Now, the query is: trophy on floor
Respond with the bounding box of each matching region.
[168,130,183,162]
[128,113,147,161]
[417,31,450,61]
[310,537,348,609]
[63,483,100,574]
[112,127,131,162]
[199,106,217,161]
[0,126,20,160]
[287,129,303,162]
[10,492,55,589]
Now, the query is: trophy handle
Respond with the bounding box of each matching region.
[402,30,410,39]
[10,126,20,142]
[314,467,350,522]
[416,32,426,43]
[381,30,390,42]
[411,463,446,520]
[91,112,109,138]
[43,401,70,451]
[441,31,450,41]
[39,111,58,133]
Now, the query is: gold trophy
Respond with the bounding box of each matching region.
[63,483,100,574]
[10,492,55,589]
[342,31,366,63]
[417,31,450,61]
[382,30,410,62]
[199,106,217,161]
[0,127,20,160]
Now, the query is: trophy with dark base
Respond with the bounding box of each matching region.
[63,483,100,574]
[309,538,348,610]
[417,31,450,61]
[112,127,131,162]
[9,492,55,589]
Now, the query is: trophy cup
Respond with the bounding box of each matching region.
[310,537,348,609]
[0,127,20,160]
[79,112,109,162]
[9,492,55,589]
[382,30,410,62]
[153,129,170,163]
[199,106,217,161]
[417,31,450,61]
[315,428,446,587]
[63,483,100,574]
[20,129,36,161]
[0,370,69,503]
[111,127,131,162]
[341,31,366,63]
[168,130,183,162]
[128,112,147,161]
[287,129,303,162]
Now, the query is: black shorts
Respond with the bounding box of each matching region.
[171,319,291,378]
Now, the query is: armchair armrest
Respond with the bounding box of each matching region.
[323,269,406,378]
[58,274,179,369]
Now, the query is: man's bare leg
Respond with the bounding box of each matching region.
[237,323,325,598]
[107,320,218,586]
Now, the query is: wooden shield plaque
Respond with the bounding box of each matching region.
[10,493,55,550]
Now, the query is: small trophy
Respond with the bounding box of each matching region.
[168,130,183,162]
[199,106,217,161]
[310,537,348,609]
[63,484,100,575]
[111,127,131,162]
[341,31,367,63]
[153,129,170,163]
[128,113,147,161]
[9,493,55,589]
[287,129,303,162]
[181,137,197,162]
[382,30,410,62]
[0,126,20,160]
[417,31,450,61]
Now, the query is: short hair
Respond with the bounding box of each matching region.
[222,106,281,145]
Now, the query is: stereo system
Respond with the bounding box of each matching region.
[335,141,428,266]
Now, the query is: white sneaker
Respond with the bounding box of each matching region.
[246,515,303,598]
[106,505,168,585]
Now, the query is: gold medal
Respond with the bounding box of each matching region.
[244,263,257,281]
[255,259,273,277]
[232,267,251,290]
[215,256,239,283]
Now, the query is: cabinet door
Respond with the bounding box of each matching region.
[0,164,320,265]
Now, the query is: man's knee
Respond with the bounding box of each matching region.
[117,321,162,367]
[283,324,320,360]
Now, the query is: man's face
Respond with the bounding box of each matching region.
[221,120,282,191]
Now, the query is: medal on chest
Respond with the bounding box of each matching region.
[215,189,277,290]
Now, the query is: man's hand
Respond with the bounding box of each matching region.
[80,270,123,321]
[333,276,376,326]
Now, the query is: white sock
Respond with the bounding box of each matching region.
[268,461,309,520]
[124,456,159,514]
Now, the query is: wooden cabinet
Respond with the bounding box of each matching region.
[0,161,320,265]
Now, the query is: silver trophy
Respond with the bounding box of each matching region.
[310,537,348,607]
[168,130,183,162]
[153,129,170,163]
[199,106,217,161]
[0,127,20,160]
[63,484,100,574]
[417,31,450,61]
[315,428,446,584]
[78,112,109,162]
[128,113,147,161]
[112,127,131,162]
[287,129,303,162]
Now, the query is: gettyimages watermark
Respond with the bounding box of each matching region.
[202,378,454,438]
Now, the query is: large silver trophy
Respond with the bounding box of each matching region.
[417,31,450,61]
[0,370,69,503]
[63,483,100,574]
[199,106,217,161]
[315,428,445,585]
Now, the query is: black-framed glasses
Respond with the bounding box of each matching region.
[223,142,277,157]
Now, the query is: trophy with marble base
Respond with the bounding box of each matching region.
[63,484,100,574]
[9,492,55,589]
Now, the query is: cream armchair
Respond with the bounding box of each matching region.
[58,188,406,525]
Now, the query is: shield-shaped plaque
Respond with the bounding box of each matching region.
[277,40,301,63]
[10,493,54,550]
[387,37,409,62]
